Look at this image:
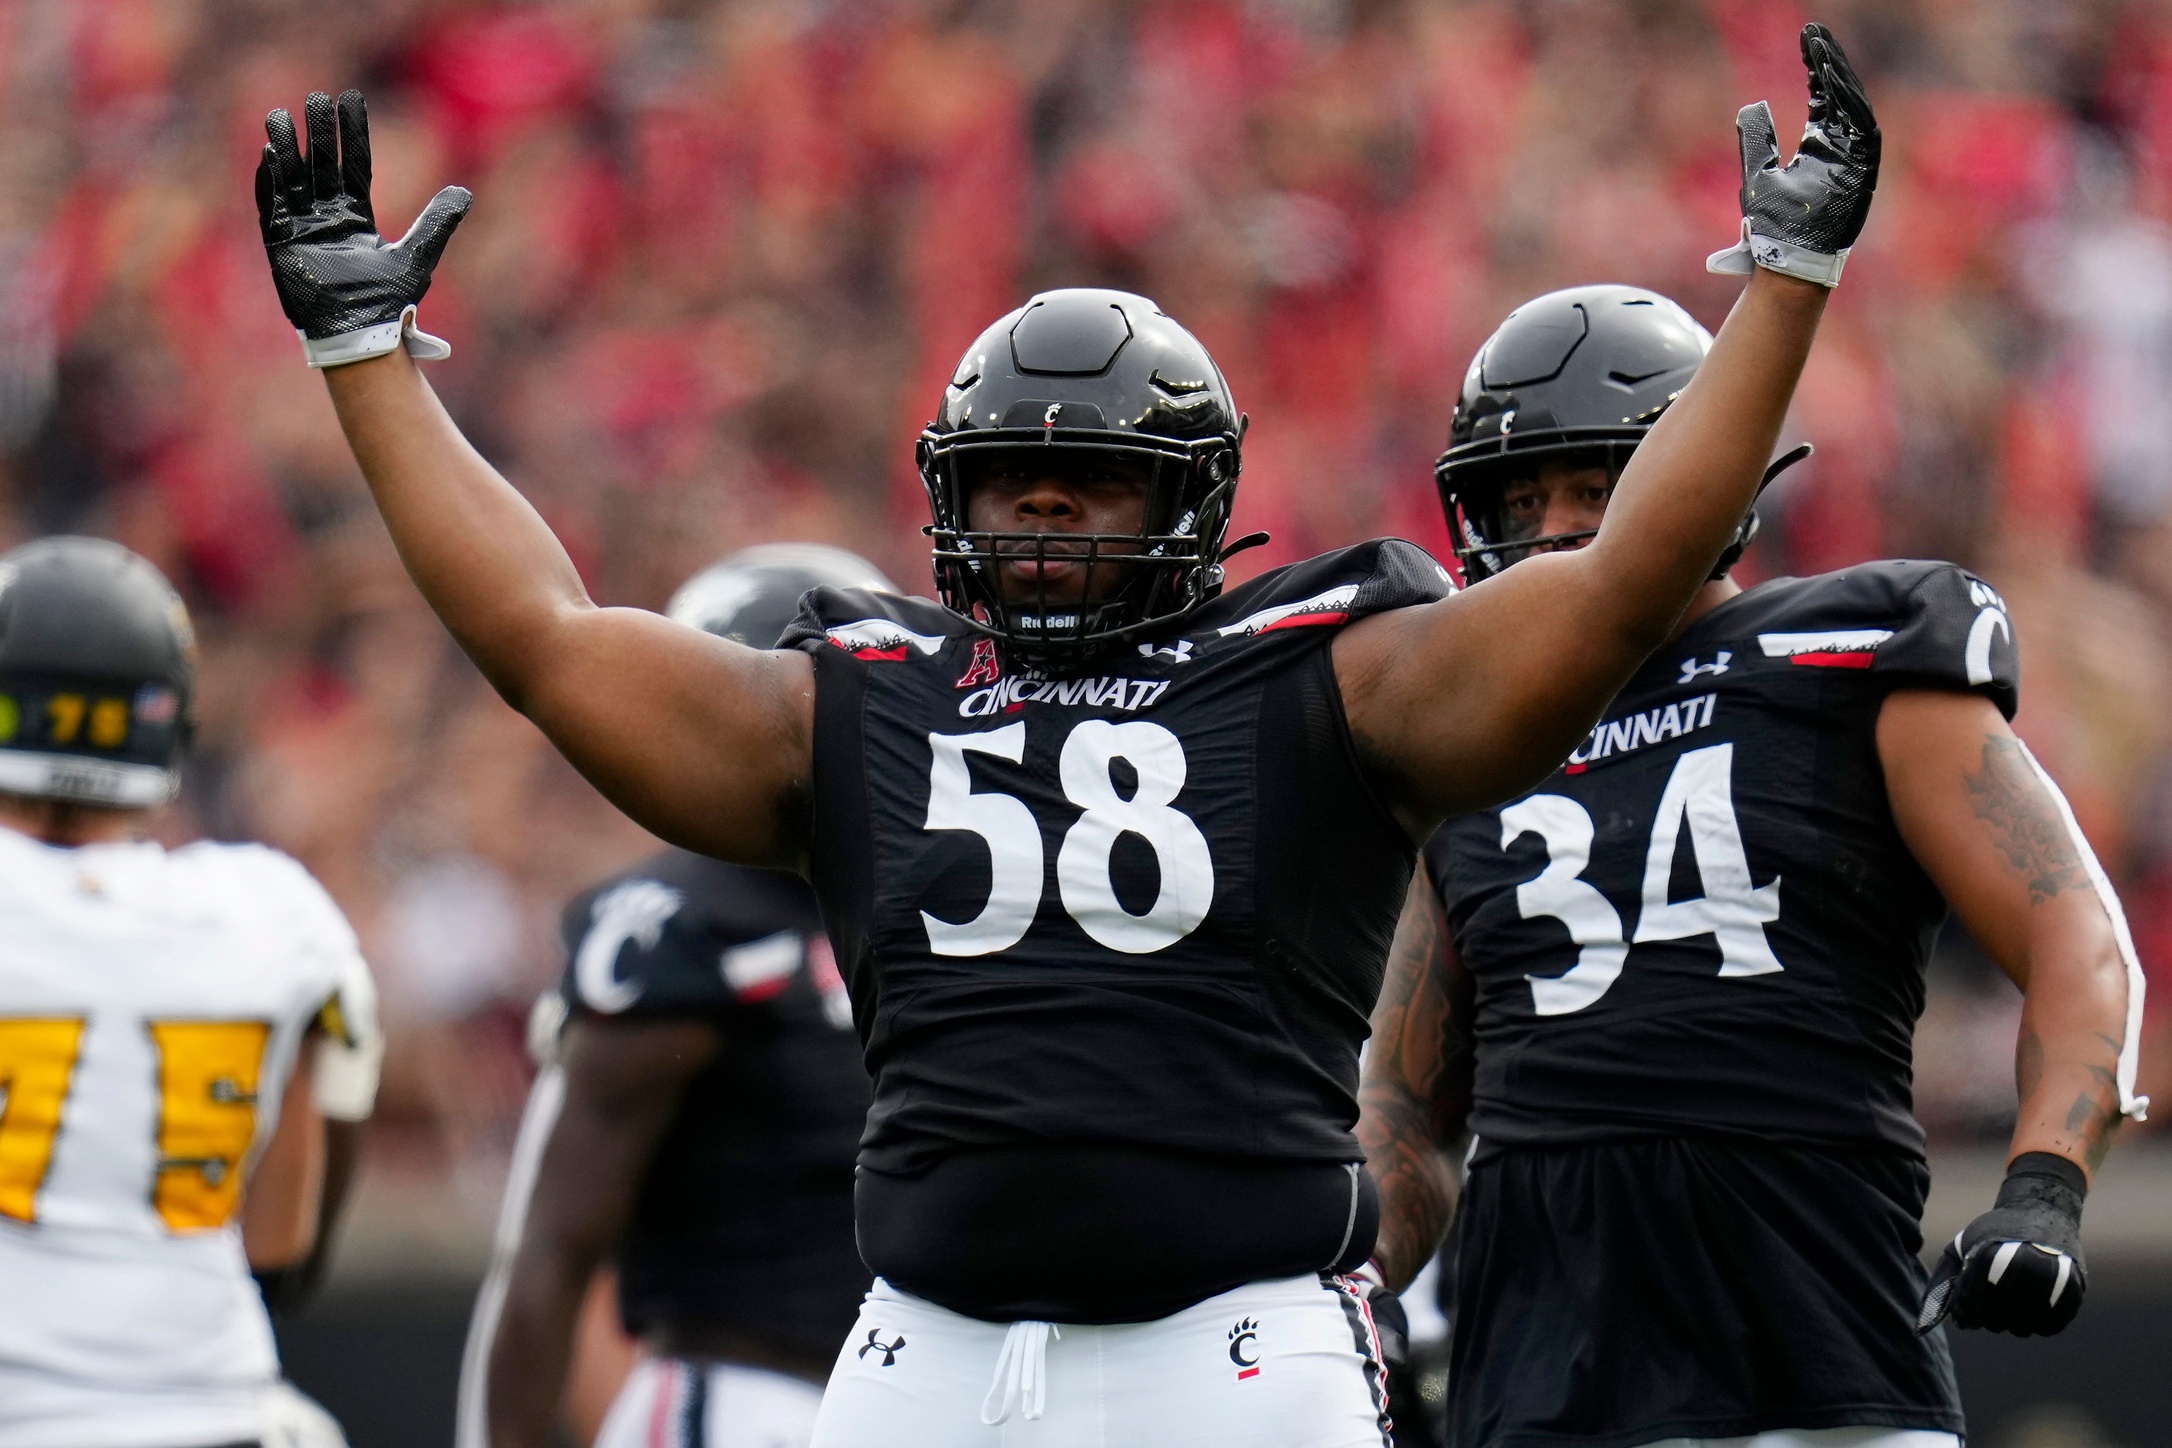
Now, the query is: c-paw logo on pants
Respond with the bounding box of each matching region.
[1227,1317,1261,1380]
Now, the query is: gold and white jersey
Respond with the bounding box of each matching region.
[0,828,378,1448]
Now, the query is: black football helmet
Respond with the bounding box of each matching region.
[1438,285,1760,582]
[667,543,897,648]
[0,537,196,808]
[918,289,1251,669]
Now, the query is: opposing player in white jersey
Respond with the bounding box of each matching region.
[0,538,383,1448]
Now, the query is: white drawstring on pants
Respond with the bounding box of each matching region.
[979,1319,1060,1425]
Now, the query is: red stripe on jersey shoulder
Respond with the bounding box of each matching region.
[1257,610,1349,635]
[1788,652,1876,669]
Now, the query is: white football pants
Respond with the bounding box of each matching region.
[593,1358,822,1448]
[809,1273,1390,1448]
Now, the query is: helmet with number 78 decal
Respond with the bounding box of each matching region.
[0,537,196,808]
[918,289,1253,672]
[1438,285,1791,583]
[667,543,897,649]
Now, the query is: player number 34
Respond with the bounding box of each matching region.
[1507,741,1783,1016]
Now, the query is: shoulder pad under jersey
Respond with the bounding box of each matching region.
[1742,560,2019,719]
[1180,538,1456,644]
[174,843,382,1119]
[558,850,817,1018]
[780,588,964,661]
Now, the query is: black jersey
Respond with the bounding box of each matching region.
[556,849,871,1359]
[784,540,1450,1320]
[1429,559,2021,1157]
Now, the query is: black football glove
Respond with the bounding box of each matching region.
[1707,22,1880,289]
[256,90,471,368]
[1918,1152,2087,1338]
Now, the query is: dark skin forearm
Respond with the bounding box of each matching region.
[322,352,812,866]
[1879,690,2135,1184]
[486,1017,720,1448]
[1341,269,1828,830]
[1358,863,1475,1290]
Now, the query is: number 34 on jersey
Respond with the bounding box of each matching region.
[1506,740,1782,1017]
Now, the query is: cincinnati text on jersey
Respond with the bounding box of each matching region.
[958,672,1174,718]
[1564,692,1719,774]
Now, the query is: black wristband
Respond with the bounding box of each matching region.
[1998,1151,2087,1221]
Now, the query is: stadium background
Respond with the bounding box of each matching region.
[3,0,2170,1444]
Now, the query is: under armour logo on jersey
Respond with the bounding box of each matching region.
[1678,651,1732,684]
[1228,1317,1261,1379]
[858,1329,906,1366]
[574,879,683,1014]
[1138,639,1194,663]
[958,637,1002,688]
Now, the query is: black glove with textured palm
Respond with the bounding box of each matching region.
[1708,22,1880,288]
[1917,1152,2087,1338]
[256,90,471,367]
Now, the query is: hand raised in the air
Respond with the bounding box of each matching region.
[256,90,472,368]
[1707,22,1880,289]
[1917,1152,2088,1338]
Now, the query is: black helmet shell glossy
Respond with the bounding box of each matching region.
[1445,284,1710,465]
[667,543,897,649]
[934,289,1242,449]
[921,289,1247,671]
[1436,285,1752,582]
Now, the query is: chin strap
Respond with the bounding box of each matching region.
[1760,441,1815,491]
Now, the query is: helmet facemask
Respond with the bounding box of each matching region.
[920,289,1252,674]
[1444,443,1635,582]
[921,426,1240,672]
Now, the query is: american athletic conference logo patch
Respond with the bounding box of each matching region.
[957,637,1001,688]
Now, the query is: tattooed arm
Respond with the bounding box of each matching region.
[1878,690,2139,1181]
[1358,861,1477,1290]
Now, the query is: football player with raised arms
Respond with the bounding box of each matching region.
[1355,152,2146,1448]
[0,538,382,1448]
[256,24,1875,1446]
[458,547,887,1448]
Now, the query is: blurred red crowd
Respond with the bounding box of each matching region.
[2,0,2169,1181]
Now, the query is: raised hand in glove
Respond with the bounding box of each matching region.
[256,90,471,368]
[1708,22,1880,289]
[1918,1152,2087,1338]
